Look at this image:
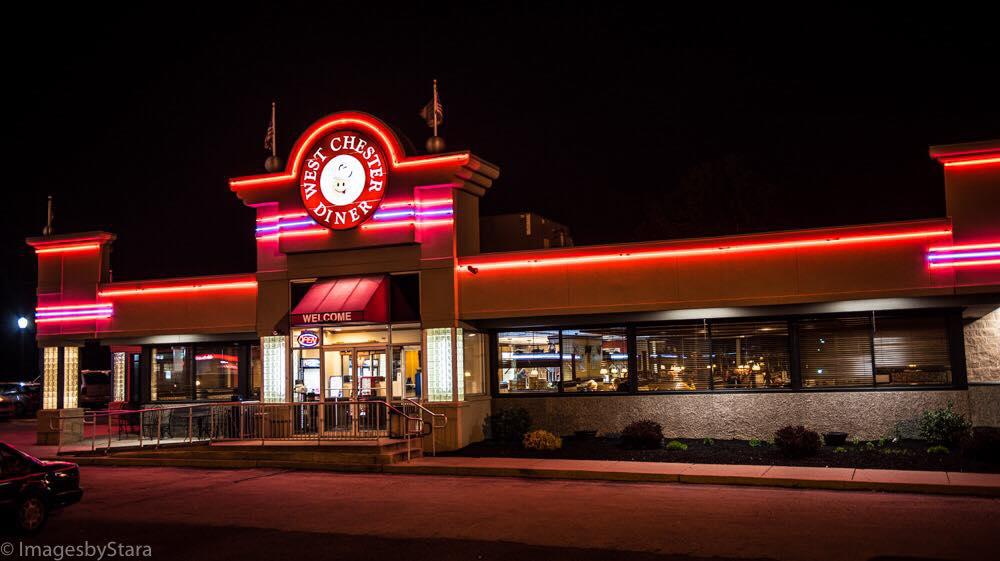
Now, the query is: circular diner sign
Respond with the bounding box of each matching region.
[299,131,388,230]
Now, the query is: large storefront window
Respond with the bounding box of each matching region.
[711,320,791,389]
[494,311,958,395]
[636,323,710,391]
[799,317,873,388]
[152,346,192,401]
[561,328,629,392]
[874,315,951,386]
[498,331,560,393]
[194,345,240,400]
[460,329,486,396]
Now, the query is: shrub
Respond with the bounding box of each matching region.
[961,426,1000,463]
[918,403,971,445]
[773,425,822,458]
[927,445,950,455]
[621,420,664,449]
[833,446,848,454]
[701,438,715,446]
[665,440,688,451]
[748,438,765,448]
[484,408,532,442]
[523,429,562,451]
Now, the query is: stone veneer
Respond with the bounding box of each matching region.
[965,306,1000,383]
[494,386,1000,440]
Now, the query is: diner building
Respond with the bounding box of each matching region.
[29,111,1000,450]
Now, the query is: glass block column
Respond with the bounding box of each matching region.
[262,336,287,402]
[63,347,79,409]
[43,347,59,409]
[112,352,127,402]
[426,328,454,402]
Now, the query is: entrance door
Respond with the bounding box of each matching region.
[321,347,388,435]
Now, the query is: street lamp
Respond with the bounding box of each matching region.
[17,317,29,330]
[17,317,29,380]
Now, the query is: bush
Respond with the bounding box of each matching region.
[621,420,663,449]
[523,429,562,451]
[962,426,1000,463]
[484,408,532,442]
[918,403,971,445]
[748,438,765,448]
[833,447,848,454]
[701,438,715,446]
[774,425,822,458]
[927,445,950,455]
[665,440,688,451]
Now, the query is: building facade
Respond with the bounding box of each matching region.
[29,112,1000,449]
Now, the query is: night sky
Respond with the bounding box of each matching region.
[2,4,998,379]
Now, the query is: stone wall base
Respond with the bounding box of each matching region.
[493,387,1000,440]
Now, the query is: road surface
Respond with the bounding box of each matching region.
[3,465,998,561]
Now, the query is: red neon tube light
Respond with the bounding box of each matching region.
[36,314,112,324]
[98,280,257,297]
[230,115,470,190]
[35,243,101,255]
[379,198,453,209]
[941,156,1000,168]
[256,212,309,223]
[458,228,953,272]
[360,218,454,231]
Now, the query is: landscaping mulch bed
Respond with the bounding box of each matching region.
[445,436,1000,473]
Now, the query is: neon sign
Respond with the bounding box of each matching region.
[300,131,388,230]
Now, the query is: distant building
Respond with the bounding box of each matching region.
[480,213,573,252]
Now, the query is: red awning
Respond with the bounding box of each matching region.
[291,275,388,325]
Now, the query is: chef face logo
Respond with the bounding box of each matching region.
[299,131,388,230]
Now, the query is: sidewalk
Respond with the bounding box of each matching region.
[384,456,1000,497]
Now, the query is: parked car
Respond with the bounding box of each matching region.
[79,370,112,409]
[0,383,41,417]
[0,442,83,533]
[0,395,13,419]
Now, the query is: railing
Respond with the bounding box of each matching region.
[48,399,430,456]
[399,398,448,456]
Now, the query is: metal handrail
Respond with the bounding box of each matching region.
[402,398,448,456]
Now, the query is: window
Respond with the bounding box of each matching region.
[461,330,485,396]
[637,323,710,391]
[426,328,454,401]
[152,346,192,401]
[194,345,240,400]
[561,328,629,392]
[497,331,560,393]
[711,321,791,389]
[874,315,951,386]
[800,317,873,387]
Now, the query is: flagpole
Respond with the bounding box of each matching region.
[271,101,277,158]
[432,80,438,138]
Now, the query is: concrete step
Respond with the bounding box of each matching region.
[107,439,423,465]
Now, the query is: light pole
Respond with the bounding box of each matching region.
[17,317,29,379]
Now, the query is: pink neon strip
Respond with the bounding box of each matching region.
[36,303,113,311]
[256,228,329,242]
[928,258,1000,269]
[256,212,309,223]
[36,308,113,318]
[36,313,112,324]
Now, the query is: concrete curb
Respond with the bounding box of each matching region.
[49,456,1000,498]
